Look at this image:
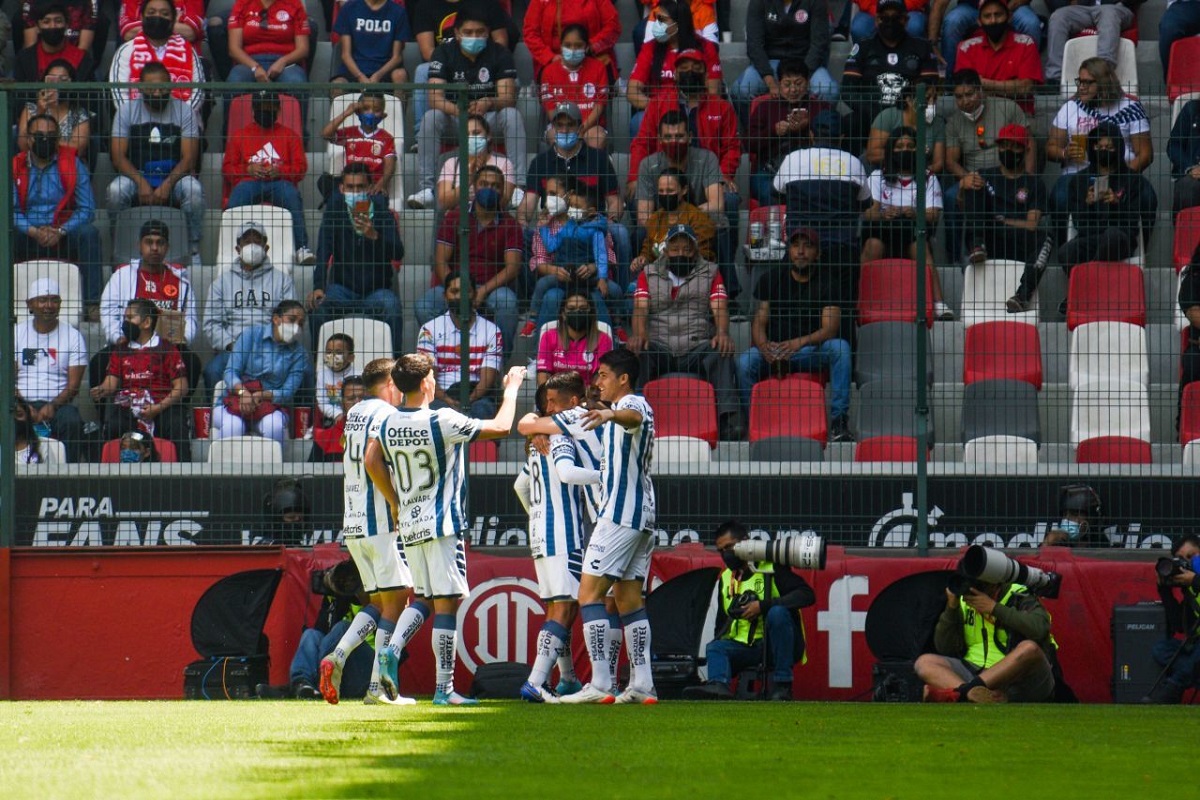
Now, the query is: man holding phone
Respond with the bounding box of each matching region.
[307,163,406,352]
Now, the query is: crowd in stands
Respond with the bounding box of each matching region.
[11,0,1200,466]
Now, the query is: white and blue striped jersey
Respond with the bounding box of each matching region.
[342,397,397,538]
[376,406,481,546]
[598,394,656,529]
[514,436,585,558]
[551,405,605,520]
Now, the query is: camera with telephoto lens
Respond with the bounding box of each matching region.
[1156,556,1200,582]
[310,559,364,598]
[731,533,827,570]
[727,590,760,619]
[950,544,1062,599]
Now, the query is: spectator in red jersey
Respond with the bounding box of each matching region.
[537,24,613,150]
[223,91,315,266]
[118,0,204,53]
[20,0,95,54]
[310,376,364,462]
[522,0,620,81]
[321,92,398,200]
[626,0,721,140]
[226,0,312,123]
[109,0,206,121]
[952,0,1043,118]
[89,297,190,460]
[14,2,95,84]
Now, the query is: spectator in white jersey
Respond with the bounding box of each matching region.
[416,271,504,419]
[514,374,596,703]
[545,348,659,705]
[319,357,417,707]
[365,353,527,706]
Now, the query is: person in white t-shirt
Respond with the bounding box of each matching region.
[15,278,87,461]
[415,271,504,419]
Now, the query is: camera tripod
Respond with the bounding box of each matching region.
[1144,624,1199,702]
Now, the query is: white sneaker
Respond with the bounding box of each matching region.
[558,683,616,704]
[509,187,525,211]
[295,246,316,266]
[363,690,417,705]
[406,188,435,209]
[935,301,955,321]
[614,686,659,705]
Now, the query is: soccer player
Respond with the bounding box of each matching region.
[513,374,595,702]
[366,353,526,705]
[320,358,416,706]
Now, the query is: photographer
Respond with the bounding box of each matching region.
[915,560,1059,703]
[279,561,374,700]
[1142,534,1200,704]
[1043,484,1106,548]
[687,521,815,701]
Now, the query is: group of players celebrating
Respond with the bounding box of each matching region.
[317,347,659,706]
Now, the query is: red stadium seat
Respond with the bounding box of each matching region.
[858,259,935,328]
[1174,207,1200,272]
[963,321,1043,389]
[1066,262,1146,331]
[224,93,304,203]
[854,436,922,462]
[1168,37,1200,102]
[1073,22,1138,46]
[469,440,499,462]
[749,375,828,446]
[1180,383,1200,445]
[1076,436,1151,464]
[643,376,719,448]
[100,438,179,463]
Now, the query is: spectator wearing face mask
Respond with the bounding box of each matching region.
[631,168,715,290]
[14,2,95,86]
[523,0,620,83]
[114,430,161,463]
[109,0,206,120]
[202,222,297,390]
[311,376,365,462]
[316,333,359,426]
[951,0,1043,117]
[321,92,398,200]
[537,26,614,150]
[212,299,310,442]
[434,114,516,211]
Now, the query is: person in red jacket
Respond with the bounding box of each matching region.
[310,376,364,462]
[538,24,613,149]
[222,91,315,266]
[522,0,621,81]
[118,0,205,54]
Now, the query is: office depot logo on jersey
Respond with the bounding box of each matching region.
[455,577,546,673]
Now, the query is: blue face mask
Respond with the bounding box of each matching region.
[475,186,500,210]
[119,448,144,463]
[343,190,369,208]
[649,20,670,42]
[561,47,586,67]
[1058,519,1082,541]
[357,112,381,129]
[460,36,487,55]
[555,131,580,150]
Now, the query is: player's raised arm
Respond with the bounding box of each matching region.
[517,411,560,437]
[476,365,527,440]
[583,404,643,431]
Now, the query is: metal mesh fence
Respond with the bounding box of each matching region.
[4,26,1198,551]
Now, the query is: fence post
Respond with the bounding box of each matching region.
[914,82,931,557]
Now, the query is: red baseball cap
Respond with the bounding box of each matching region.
[675,48,705,64]
[996,123,1030,148]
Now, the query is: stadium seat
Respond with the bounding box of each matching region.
[960,259,1038,328]
[100,438,179,463]
[36,437,66,464]
[1076,435,1152,464]
[963,435,1039,464]
[1059,37,1137,95]
[963,321,1043,389]
[1179,382,1200,445]
[325,93,407,210]
[1071,19,1139,45]
[317,317,394,365]
[1068,322,1148,390]
[656,436,714,463]
[1168,37,1200,103]
[468,440,498,462]
[1174,207,1200,272]
[1184,440,1200,465]
[961,380,1041,444]
[226,93,303,141]
[855,321,933,387]
[854,436,921,462]
[643,376,719,448]
[216,206,297,274]
[858,259,935,328]
[855,381,927,442]
[1066,262,1146,331]
[749,375,829,446]
[748,436,825,462]
[12,260,82,326]
[1070,379,1150,448]
[207,436,284,464]
[111,207,191,268]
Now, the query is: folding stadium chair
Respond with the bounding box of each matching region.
[963,435,1039,464]
[961,260,1039,328]
[111,207,191,268]
[1174,207,1200,272]
[749,375,829,447]
[1076,436,1152,464]
[961,380,1041,445]
[1068,322,1148,390]
[854,436,922,462]
[643,376,719,449]
[855,381,927,442]
[858,259,935,328]
[1059,37,1138,95]
[1066,262,1146,331]
[656,436,715,463]
[1168,37,1200,103]
[100,438,179,463]
[317,317,395,365]
[1069,379,1150,449]
[963,321,1043,389]
[216,206,297,274]
[855,322,934,388]
[207,436,284,464]
[325,93,407,210]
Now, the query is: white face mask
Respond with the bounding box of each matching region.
[545,195,568,216]
[276,322,301,344]
[323,353,349,371]
[467,135,488,156]
[239,243,266,268]
[649,20,670,42]
[566,207,587,221]
[961,103,984,122]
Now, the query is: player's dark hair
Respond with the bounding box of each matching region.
[545,370,587,403]
[534,383,549,416]
[392,353,435,393]
[599,348,639,385]
[326,332,355,352]
[361,358,395,391]
[715,520,749,541]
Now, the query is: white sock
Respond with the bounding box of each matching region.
[333,609,379,665]
[556,628,577,684]
[580,603,611,691]
[606,613,623,686]
[528,627,559,687]
[371,621,394,695]
[389,602,430,659]
[432,614,457,695]
[622,610,653,692]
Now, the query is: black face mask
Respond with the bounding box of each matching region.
[891,150,916,174]
[564,310,593,331]
[143,95,170,113]
[657,193,680,212]
[253,109,278,128]
[677,71,706,94]
[997,148,1024,170]
[40,27,66,47]
[121,321,142,342]
[878,18,904,39]
[720,550,745,572]
[1094,148,1121,169]
[142,15,173,40]
[667,255,695,275]
[31,134,58,160]
[981,21,1008,43]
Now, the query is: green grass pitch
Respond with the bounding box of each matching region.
[0,700,1188,799]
